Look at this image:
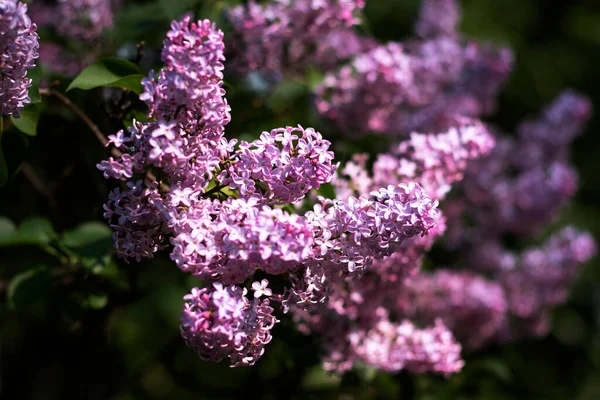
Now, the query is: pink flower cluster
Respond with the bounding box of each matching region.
[99,0,596,374]
[181,283,277,367]
[224,0,596,372]
[226,0,370,79]
[311,0,512,136]
[372,117,495,200]
[99,15,448,369]
[219,126,337,204]
[28,0,117,76]
[0,0,39,117]
[56,0,114,42]
[348,316,464,375]
[30,0,114,42]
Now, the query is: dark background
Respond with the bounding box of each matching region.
[1,0,599,398]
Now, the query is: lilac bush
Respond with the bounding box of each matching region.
[94,0,596,375]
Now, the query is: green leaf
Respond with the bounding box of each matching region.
[316,183,335,199]
[475,359,513,384]
[306,65,324,90]
[7,267,52,309]
[61,222,113,270]
[88,293,108,310]
[62,222,112,247]
[0,217,17,243]
[27,66,42,104]
[302,366,341,390]
[0,216,57,246]
[10,103,43,136]
[267,80,308,112]
[16,217,57,244]
[67,57,144,94]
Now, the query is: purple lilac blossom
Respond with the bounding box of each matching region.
[56,0,113,42]
[347,315,464,375]
[226,0,369,79]
[102,180,170,262]
[169,196,314,284]
[415,0,460,39]
[181,283,277,367]
[372,117,494,200]
[308,183,439,274]
[457,90,590,240]
[399,270,508,349]
[100,15,445,370]
[219,125,338,204]
[314,5,512,136]
[283,183,440,309]
[516,90,592,168]
[0,0,39,117]
[28,0,117,77]
[499,227,597,335]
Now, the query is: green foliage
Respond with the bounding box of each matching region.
[67,57,145,94]
[7,266,52,309]
[10,103,43,136]
[0,216,57,246]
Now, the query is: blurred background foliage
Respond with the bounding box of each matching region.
[1,0,600,399]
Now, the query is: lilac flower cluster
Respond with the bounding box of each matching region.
[28,0,116,76]
[372,117,495,200]
[55,0,114,42]
[290,270,464,375]
[181,283,277,367]
[226,0,370,79]
[100,15,444,370]
[223,0,597,372]
[0,0,39,117]
[498,227,597,338]
[399,270,508,349]
[348,316,464,375]
[313,0,512,136]
[170,196,314,284]
[456,91,591,240]
[220,126,337,204]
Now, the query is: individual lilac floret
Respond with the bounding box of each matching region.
[55,0,113,42]
[170,197,314,284]
[373,118,494,200]
[181,283,277,367]
[415,0,460,39]
[347,313,464,375]
[399,270,508,349]
[219,125,338,204]
[226,0,368,79]
[141,16,231,135]
[0,0,39,117]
